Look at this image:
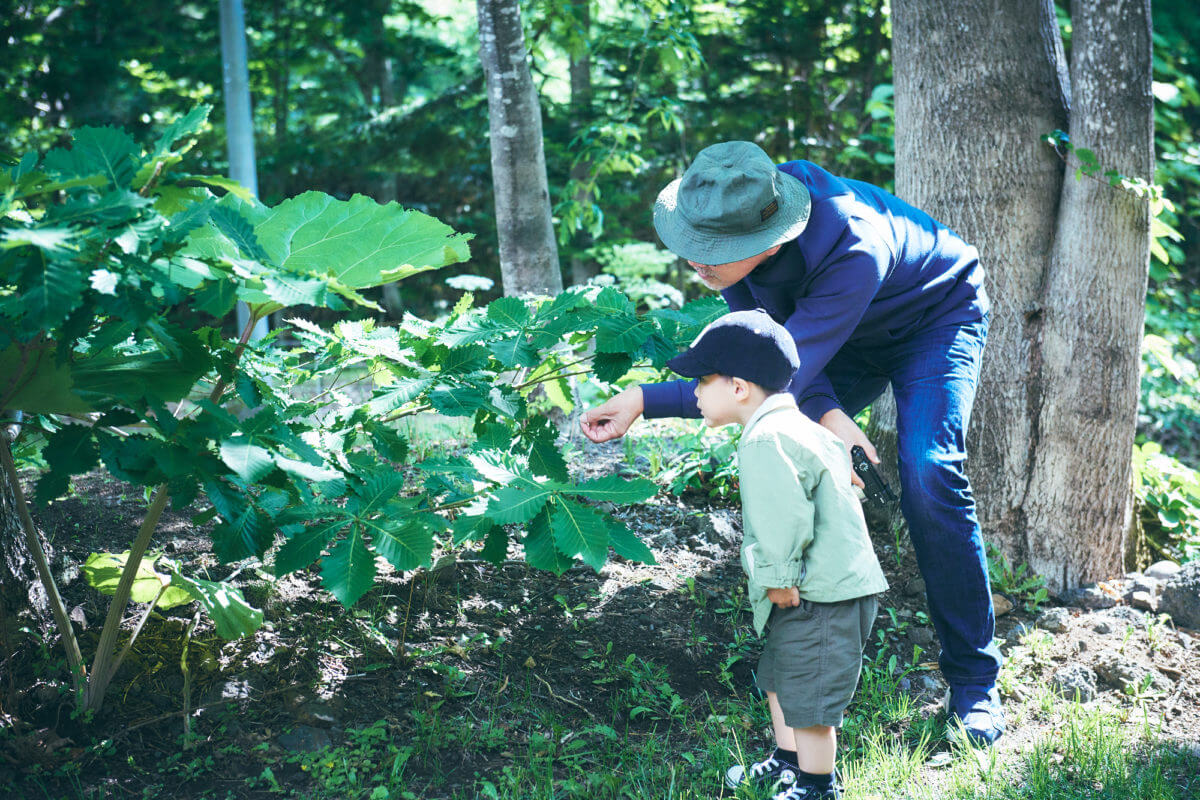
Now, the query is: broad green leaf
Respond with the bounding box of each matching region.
[170,570,263,639]
[84,551,193,609]
[607,521,656,565]
[275,518,348,576]
[437,344,490,375]
[152,105,211,159]
[0,343,88,414]
[321,528,377,607]
[479,525,509,565]
[486,477,557,524]
[596,315,654,354]
[488,337,539,368]
[211,204,273,265]
[429,386,489,417]
[19,253,86,331]
[35,424,99,504]
[523,508,573,574]
[43,125,139,188]
[262,272,330,307]
[274,456,343,487]
[349,470,406,515]
[253,192,471,289]
[570,474,658,504]
[528,436,570,483]
[219,437,275,482]
[594,286,635,315]
[592,352,633,384]
[182,174,256,202]
[365,423,409,463]
[487,296,531,330]
[366,516,438,572]
[550,499,610,571]
[368,377,433,415]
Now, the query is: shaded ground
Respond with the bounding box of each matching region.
[2,423,1199,798]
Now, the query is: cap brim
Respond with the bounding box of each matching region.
[653,169,811,265]
[665,350,716,379]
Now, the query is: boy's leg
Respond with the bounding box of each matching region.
[767,691,798,751]
[792,725,836,775]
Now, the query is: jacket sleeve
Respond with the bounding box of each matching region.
[739,440,814,589]
[781,218,893,421]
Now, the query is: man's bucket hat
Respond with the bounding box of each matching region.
[653,141,811,266]
[666,309,800,392]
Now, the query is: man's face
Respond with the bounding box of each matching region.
[686,245,780,291]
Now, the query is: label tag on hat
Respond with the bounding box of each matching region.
[760,199,779,221]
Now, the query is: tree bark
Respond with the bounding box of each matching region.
[568,1,598,287]
[890,0,1152,591]
[477,0,563,297]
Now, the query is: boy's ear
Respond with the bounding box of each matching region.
[731,376,751,399]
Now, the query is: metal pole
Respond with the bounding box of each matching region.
[219,0,269,340]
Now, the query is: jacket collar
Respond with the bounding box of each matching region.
[743,392,797,437]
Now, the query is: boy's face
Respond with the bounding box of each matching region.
[694,374,741,427]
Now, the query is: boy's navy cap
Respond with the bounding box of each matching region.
[666,309,799,392]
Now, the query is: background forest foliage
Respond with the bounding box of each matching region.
[3,0,1199,563]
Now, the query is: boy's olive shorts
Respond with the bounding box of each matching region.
[756,594,879,729]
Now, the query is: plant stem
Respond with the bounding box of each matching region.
[382,403,432,424]
[515,370,591,391]
[106,582,168,686]
[0,437,86,696]
[83,485,170,712]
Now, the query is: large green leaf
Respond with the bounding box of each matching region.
[569,474,658,504]
[169,570,264,639]
[522,508,573,575]
[35,424,99,504]
[550,499,610,571]
[218,436,275,482]
[0,343,91,414]
[275,518,349,576]
[84,551,193,609]
[321,528,377,607]
[43,126,139,188]
[607,521,656,565]
[253,192,472,289]
[366,516,438,572]
[486,477,557,524]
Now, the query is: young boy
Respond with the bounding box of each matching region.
[665,309,889,800]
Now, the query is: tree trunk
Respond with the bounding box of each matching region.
[365,0,405,318]
[477,0,563,297]
[890,0,1152,592]
[1,437,51,643]
[568,1,598,287]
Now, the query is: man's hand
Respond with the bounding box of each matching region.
[819,407,878,489]
[580,386,644,443]
[766,587,800,609]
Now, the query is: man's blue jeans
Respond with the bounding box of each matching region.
[822,314,1001,686]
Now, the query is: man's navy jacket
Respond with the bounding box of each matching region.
[642,159,990,422]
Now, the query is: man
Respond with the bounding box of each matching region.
[580,140,1004,745]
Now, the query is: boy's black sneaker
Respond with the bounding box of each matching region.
[771,783,842,800]
[723,754,798,791]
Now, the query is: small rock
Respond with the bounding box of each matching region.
[1159,561,1200,630]
[688,511,740,547]
[1077,640,1087,653]
[277,725,332,753]
[1179,632,1194,650]
[1103,606,1146,626]
[650,532,678,548]
[1144,560,1182,582]
[1094,651,1152,692]
[298,701,339,727]
[992,594,1014,617]
[1092,620,1113,635]
[910,627,936,647]
[1036,607,1072,633]
[1063,584,1118,610]
[1130,590,1156,612]
[1050,664,1098,702]
[69,605,88,631]
[1122,573,1162,600]
[904,577,926,598]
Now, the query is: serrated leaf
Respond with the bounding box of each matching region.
[368,377,433,415]
[211,204,273,265]
[594,286,634,315]
[253,192,471,289]
[486,296,531,329]
[219,436,275,482]
[523,508,573,574]
[44,125,139,187]
[528,436,570,483]
[638,331,678,368]
[152,105,211,158]
[84,551,193,609]
[596,315,654,353]
[275,518,348,575]
[35,424,99,504]
[437,344,490,374]
[550,499,610,571]
[569,474,658,504]
[262,272,330,307]
[170,570,263,639]
[19,253,87,331]
[368,516,437,572]
[607,521,656,565]
[479,525,509,565]
[366,423,409,463]
[486,478,557,524]
[488,337,539,368]
[452,515,494,545]
[321,529,377,607]
[429,386,489,417]
[593,352,633,384]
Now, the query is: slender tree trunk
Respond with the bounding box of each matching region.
[477,0,563,296]
[568,1,597,287]
[1,434,50,655]
[888,0,1152,592]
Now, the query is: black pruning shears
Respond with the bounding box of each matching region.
[851,445,898,506]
